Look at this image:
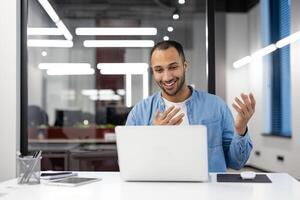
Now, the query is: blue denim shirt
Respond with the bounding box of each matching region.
[126,88,253,172]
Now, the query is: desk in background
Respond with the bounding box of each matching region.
[29,141,118,171]
[0,172,299,200]
[28,127,118,171]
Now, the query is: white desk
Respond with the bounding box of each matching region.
[0,172,299,200]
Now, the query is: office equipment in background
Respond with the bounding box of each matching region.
[54,110,82,127]
[115,125,208,182]
[106,107,131,125]
[45,177,101,186]
[217,174,272,183]
[95,106,132,126]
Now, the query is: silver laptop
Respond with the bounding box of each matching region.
[115,125,208,182]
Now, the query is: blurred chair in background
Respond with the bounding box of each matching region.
[28,105,48,127]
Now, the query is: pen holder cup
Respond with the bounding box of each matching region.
[17,156,42,184]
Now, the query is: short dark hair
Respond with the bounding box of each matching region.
[150,40,186,63]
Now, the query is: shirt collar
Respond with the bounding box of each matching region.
[157,85,195,111]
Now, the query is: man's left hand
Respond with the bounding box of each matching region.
[232,93,256,136]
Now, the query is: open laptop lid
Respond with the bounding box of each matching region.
[116,125,208,182]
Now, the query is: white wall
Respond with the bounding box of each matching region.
[225,1,300,179]
[0,0,18,181]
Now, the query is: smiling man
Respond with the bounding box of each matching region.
[126,40,255,172]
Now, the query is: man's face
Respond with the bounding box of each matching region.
[151,47,187,97]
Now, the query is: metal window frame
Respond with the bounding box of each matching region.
[21,0,28,155]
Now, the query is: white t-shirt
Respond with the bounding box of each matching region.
[162,98,190,125]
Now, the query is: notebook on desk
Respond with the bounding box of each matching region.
[115,125,209,182]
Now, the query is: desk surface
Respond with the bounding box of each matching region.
[0,172,299,200]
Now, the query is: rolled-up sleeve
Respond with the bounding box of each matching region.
[222,104,253,170]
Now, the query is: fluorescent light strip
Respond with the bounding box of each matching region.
[117,89,126,96]
[99,89,115,95]
[39,63,91,70]
[89,94,121,101]
[251,44,276,59]
[38,0,59,23]
[97,63,148,75]
[56,21,73,40]
[47,68,95,75]
[89,95,98,101]
[233,45,277,69]
[99,94,121,101]
[233,45,276,69]
[76,27,157,36]
[81,89,115,96]
[39,63,93,75]
[28,40,73,47]
[27,28,62,35]
[84,40,154,48]
[38,0,72,41]
[233,56,252,69]
[81,89,98,96]
[276,31,300,48]
[82,89,122,101]
[234,31,300,68]
[97,63,149,105]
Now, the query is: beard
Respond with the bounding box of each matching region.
[158,73,186,97]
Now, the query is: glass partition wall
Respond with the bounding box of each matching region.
[22,0,208,171]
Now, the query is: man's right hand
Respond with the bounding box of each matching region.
[153,106,184,125]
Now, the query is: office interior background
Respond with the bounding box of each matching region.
[1,0,300,182]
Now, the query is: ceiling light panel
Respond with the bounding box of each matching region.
[27,40,73,48]
[76,27,157,36]
[97,63,148,75]
[84,40,154,48]
[27,28,63,35]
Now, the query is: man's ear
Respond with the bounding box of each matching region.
[183,61,188,71]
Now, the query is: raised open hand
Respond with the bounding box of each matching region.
[232,93,256,135]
